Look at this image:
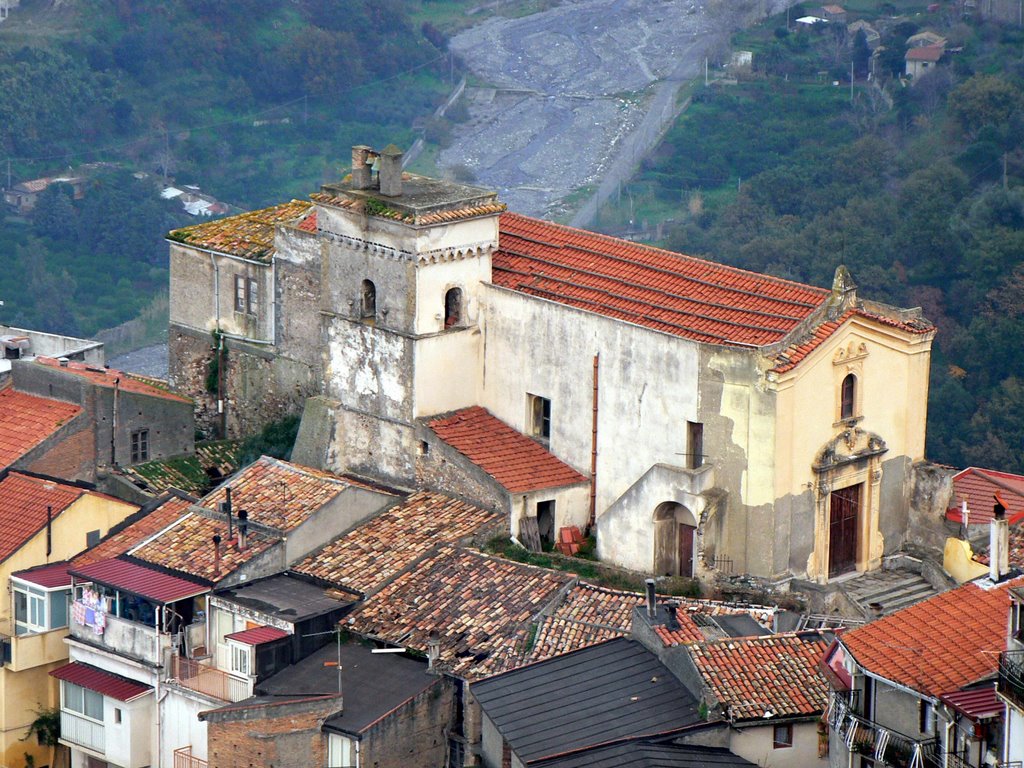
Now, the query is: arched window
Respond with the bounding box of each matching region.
[841,373,856,420]
[360,280,376,320]
[444,287,462,328]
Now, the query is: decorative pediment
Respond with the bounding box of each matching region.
[813,427,887,473]
[833,340,868,365]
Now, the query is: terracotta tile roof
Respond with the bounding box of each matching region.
[123,440,242,495]
[70,556,210,603]
[907,44,944,62]
[225,625,289,645]
[72,495,194,567]
[494,212,829,347]
[297,210,317,232]
[292,490,494,594]
[427,407,588,493]
[128,509,278,582]
[34,357,191,403]
[0,472,85,563]
[525,583,642,662]
[947,467,1024,526]
[167,200,313,262]
[201,456,358,532]
[12,561,72,588]
[689,633,831,721]
[770,307,934,373]
[840,578,1020,699]
[653,600,777,647]
[51,662,151,702]
[345,546,573,680]
[0,388,81,469]
[310,191,507,227]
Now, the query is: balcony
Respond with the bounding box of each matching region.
[174,746,208,768]
[999,650,1024,711]
[828,692,940,768]
[168,655,251,703]
[60,710,105,754]
[69,606,171,665]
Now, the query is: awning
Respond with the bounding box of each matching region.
[225,625,289,646]
[69,557,210,604]
[12,561,71,588]
[51,662,151,702]
[941,686,1004,722]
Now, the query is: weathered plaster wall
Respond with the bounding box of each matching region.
[729,721,825,768]
[356,678,454,768]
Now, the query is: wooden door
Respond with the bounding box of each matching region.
[679,524,695,577]
[829,484,860,577]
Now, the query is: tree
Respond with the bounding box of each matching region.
[852,29,871,78]
[948,74,1024,141]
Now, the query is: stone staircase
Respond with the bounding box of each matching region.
[840,569,942,618]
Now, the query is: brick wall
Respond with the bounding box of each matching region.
[23,424,97,481]
[359,677,454,768]
[204,697,337,768]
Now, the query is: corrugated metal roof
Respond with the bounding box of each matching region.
[225,625,289,646]
[940,685,1004,721]
[12,561,71,588]
[51,662,152,702]
[69,557,210,604]
[471,637,702,763]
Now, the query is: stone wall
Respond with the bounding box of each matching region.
[204,696,338,768]
[357,677,454,768]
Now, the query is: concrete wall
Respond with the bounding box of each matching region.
[161,688,211,764]
[283,485,396,565]
[730,721,825,768]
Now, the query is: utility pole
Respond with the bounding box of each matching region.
[850,61,854,103]
[5,158,9,191]
[705,57,709,86]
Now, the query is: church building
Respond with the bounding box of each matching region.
[167,144,934,585]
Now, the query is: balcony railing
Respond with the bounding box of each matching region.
[169,655,250,703]
[60,710,105,754]
[828,692,940,768]
[999,650,1024,710]
[174,746,208,768]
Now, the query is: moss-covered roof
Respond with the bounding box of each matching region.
[125,440,242,495]
[167,200,313,262]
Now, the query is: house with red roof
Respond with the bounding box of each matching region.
[168,144,935,587]
[0,470,137,768]
[824,576,1017,768]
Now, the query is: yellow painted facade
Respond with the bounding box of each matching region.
[769,316,934,583]
[0,490,137,768]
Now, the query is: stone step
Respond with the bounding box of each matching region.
[841,571,939,617]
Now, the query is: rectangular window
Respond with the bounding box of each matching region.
[234,275,246,312]
[327,733,356,768]
[229,642,250,676]
[63,681,103,722]
[247,277,259,315]
[773,723,793,748]
[14,585,46,635]
[130,429,149,464]
[529,394,551,441]
[687,421,704,469]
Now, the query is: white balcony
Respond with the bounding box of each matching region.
[60,710,105,754]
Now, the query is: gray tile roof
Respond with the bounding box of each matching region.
[471,637,704,764]
[534,742,757,768]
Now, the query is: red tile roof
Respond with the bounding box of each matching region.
[51,662,151,702]
[907,44,944,62]
[947,467,1024,526]
[689,633,830,721]
[940,685,1004,721]
[0,388,81,469]
[427,406,587,493]
[70,557,210,604]
[72,495,194,567]
[12,561,72,588]
[34,358,191,403]
[297,210,318,232]
[770,307,934,373]
[168,200,313,262]
[293,490,496,594]
[494,212,829,347]
[652,600,777,647]
[524,583,642,663]
[201,456,359,532]
[840,578,1020,699]
[225,625,289,645]
[346,546,573,679]
[0,473,85,563]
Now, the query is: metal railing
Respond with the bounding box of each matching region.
[999,650,1024,710]
[169,655,250,703]
[828,692,940,768]
[174,746,208,768]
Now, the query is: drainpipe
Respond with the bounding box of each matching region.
[589,353,599,531]
[217,332,226,439]
[111,377,120,465]
[45,506,52,558]
[209,252,221,329]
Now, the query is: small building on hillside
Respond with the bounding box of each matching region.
[906,44,945,79]
[3,175,86,215]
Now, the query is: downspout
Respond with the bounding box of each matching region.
[209,252,221,329]
[156,604,163,768]
[942,716,953,768]
[588,353,599,531]
[46,506,52,559]
[270,255,277,347]
[111,378,120,465]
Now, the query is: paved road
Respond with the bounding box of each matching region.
[109,344,168,379]
[442,0,793,224]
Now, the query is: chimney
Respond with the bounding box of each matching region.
[212,534,222,575]
[237,509,248,550]
[645,578,657,619]
[378,144,403,197]
[224,487,233,541]
[58,357,69,367]
[990,493,1009,582]
[351,145,373,190]
[427,630,441,672]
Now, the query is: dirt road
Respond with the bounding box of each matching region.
[441,0,792,224]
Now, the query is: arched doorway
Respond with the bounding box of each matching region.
[653,502,697,577]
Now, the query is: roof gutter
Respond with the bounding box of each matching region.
[840,641,940,704]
